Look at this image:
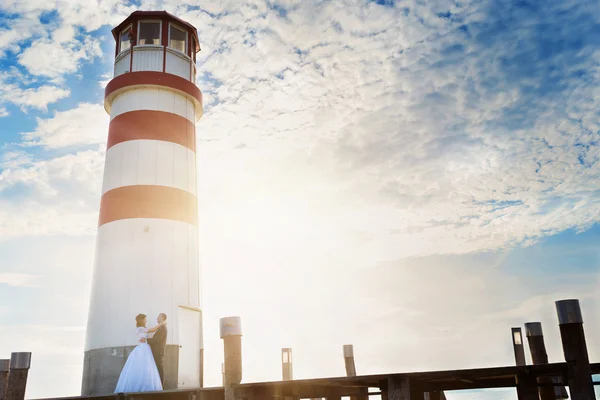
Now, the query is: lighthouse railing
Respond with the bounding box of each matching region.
[166,48,192,81]
[114,49,131,78]
[113,46,195,83]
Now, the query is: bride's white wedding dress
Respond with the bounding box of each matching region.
[114,327,163,393]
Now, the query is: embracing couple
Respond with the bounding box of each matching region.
[114,313,168,393]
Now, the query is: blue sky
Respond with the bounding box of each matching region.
[1,0,600,399]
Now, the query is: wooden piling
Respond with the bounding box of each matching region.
[281,349,293,400]
[343,345,368,400]
[409,381,425,400]
[343,345,357,377]
[220,317,242,400]
[524,322,567,400]
[551,376,569,400]
[0,359,9,400]
[282,348,293,381]
[6,353,31,400]
[515,371,539,400]
[555,299,595,400]
[425,392,447,400]
[387,376,411,400]
[511,328,526,366]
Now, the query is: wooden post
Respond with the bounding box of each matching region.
[515,371,539,400]
[555,299,595,400]
[343,345,368,400]
[524,322,567,400]
[511,327,526,366]
[343,345,356,377]
[551,376,569,400]
[220,317,242,400]
[409,384,425,400]
[387,376,411,400]
[282,348,293,381]
[6,353,31,400]
[0,359,9,400]
[282,349,293,400]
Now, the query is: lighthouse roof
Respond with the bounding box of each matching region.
[111,10,201,53]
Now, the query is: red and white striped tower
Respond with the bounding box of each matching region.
[82,11,204,395]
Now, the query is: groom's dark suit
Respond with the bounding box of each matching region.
[148,324,167,385]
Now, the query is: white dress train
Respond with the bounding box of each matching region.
[114,327,163,393]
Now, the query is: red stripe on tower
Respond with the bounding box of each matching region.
[108,111,196,152]
[98,185,198,227]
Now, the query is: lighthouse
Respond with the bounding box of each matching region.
[82,11,203,395]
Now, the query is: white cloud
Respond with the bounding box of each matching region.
[176,0,600,260]
[20,103,108,149]
[0,102,106,239]
[0,12,49,57]
[0,151,33,169]
[98,73,112,88]
[8,85,70,110]
[0,0,597,259]
[53,0,137,31]
[0,272,39,287]
[0,70,70,113]
[0,0,136,85]
[0,0,136,54]
[0,148,104,238]
[18,36,103,79]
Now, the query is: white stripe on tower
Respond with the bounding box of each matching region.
[102,141,197,196]
[109,88,196,123]
[85,79,201,352]
[86,219,199,350]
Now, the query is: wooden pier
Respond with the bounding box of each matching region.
[31,362,600,400]
[6,298,600,400]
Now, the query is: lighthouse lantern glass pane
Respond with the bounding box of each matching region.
[119,26,131,53]
[138,21,161,45]
[169,24,187,54]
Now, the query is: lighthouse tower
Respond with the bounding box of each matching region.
[82,11,203,395]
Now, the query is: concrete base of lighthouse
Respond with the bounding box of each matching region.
[81,345,181,395]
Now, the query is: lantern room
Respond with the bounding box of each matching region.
[111,11,200,84]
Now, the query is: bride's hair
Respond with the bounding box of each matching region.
[135,314,147,327]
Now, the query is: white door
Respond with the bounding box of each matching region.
[177,306,201,388]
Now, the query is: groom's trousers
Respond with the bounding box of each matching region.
[154,355,165,386]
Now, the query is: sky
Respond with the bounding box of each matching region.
[0,0,600,399]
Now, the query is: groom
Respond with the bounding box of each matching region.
[144,313,168,386]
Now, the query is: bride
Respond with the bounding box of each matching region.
[114,313,165,393]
